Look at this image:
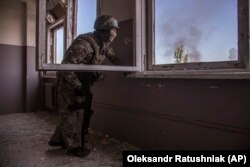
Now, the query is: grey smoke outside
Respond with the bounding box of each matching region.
[155,0,233,63]
[228,48,237,61]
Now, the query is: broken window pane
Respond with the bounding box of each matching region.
[154,0,238,64]
[46,12,55,24]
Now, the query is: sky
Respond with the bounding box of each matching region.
[155,0,238,64]
[77,0,96,35]
[56,27,64,64]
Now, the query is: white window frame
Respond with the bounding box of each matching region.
[37,0,140,72]
[128,0,250,79]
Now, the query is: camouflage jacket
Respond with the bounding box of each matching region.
[57,32,122,88]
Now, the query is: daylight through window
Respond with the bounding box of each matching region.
[154,0,238,65]
[55,27,64,64]
[77,0,97,35]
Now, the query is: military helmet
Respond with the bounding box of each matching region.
[94,15,119,31]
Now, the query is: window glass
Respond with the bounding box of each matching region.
[77,0,97,35]
[155,0,238,64]
[55,27,64,64]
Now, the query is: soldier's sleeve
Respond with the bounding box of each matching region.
[59,37,94,88]
[105,45,123,65]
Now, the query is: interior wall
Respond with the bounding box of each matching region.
[0,0,39,115]
[91,0,250,150]
[0,1,26,46]
[0,0,26,114]
[99,0,133,22]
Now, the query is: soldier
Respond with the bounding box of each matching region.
[48,15,122,157]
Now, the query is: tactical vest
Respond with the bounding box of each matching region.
[78,33,105,65]
[76,33,104,84]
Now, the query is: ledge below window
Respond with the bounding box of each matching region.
[127,69,250,79]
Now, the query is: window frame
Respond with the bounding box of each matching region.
[147,0,248,71]
[37,0,141,72]
[129,0,250,79]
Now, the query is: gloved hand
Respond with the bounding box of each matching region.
[97,73,104,80]
[75,84,86,96]
[92,72,104,82]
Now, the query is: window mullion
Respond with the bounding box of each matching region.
[65,0,75,50]
[135,0,144,72]
[238,0,249,69]
[147,0,154,70]
[37,0,46,69]
[247,0,250,68]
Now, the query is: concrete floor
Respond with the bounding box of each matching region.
[0,112,139,167]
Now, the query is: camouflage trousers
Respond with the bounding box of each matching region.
[50,109,85,149]
[50,76,94,150]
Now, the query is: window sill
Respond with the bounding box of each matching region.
[41,69,250,79]
[127,69,250,79]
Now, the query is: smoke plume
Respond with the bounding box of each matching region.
[156,0,226,63]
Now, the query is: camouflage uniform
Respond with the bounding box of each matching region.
[49,32,121,150]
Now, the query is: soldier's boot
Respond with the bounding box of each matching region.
[82,132,94,150]
[48,141,66,148]
[48,126,66,148]
[67,147,90,158]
